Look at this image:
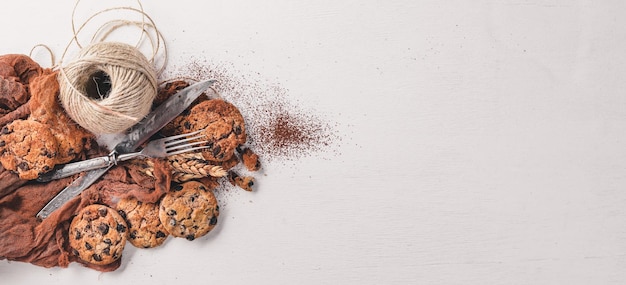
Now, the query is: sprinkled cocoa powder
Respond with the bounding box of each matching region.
[256,104,331,159]
[165,57,339,163]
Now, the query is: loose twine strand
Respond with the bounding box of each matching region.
[29,44,55,68]
[53,0,168,134]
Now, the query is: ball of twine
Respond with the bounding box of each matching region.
[58,41,158,134]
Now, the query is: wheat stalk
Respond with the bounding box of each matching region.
[141,153,227,182]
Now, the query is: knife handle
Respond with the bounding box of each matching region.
[37,154,115,182]
[36,167,110,219]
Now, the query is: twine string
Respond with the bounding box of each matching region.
[53,0,167,134]
[59,41,158,134]
[29,44,56,68]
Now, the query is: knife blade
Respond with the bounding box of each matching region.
[114,79,216,153]
[36,79,216,219]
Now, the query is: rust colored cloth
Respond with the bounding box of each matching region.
[0,161,171,271]
[0,54,41,127]
[0,54,173,272]
[0,166,25,199]
[0,54,42,84]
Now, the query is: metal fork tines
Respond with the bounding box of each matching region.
[37,129,209,182]
[116,128,209,163]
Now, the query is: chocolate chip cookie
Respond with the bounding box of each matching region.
[69,204,128,265]
[167,99,246,162]
[158,181,219,241]
[117,197,169,248]
[0,119,59,180]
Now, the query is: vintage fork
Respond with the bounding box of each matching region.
[37,129,209,182]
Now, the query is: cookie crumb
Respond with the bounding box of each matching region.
[240,147,261,171]
[228,171,255,192]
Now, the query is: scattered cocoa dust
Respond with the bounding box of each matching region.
[165,57,339,163]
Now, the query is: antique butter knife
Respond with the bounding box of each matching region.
[36,79,216,219]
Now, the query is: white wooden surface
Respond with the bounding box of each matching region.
[2,1,626,284]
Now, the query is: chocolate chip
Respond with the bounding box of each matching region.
[184,121,191,130]
[1,126,9,134]
[0,140,4,147]
[117,210,127,220]
[185,234,195,241]
[229,171,239,179]
[97,223,109,235]
[199,185,207,191]
[234,125,242,135]
[116,223,126,233]
[169,218,176,226]
[92,254,102,262]
[72,248,79,256]
[75,231,82,240]
[85,242,92,250]
[209,216,217,226]
[215,205,219,212]
[17,162,29,171]
[212,145,221,157]
[129,231,137,239]
[156,231,166,238]
[43,165,50,171]
[248,180,254,187]
[104,238,112,245]
[167,209,177,216]
[172,184,183,191]
[98,208,108,217]
[103,247,111,255]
